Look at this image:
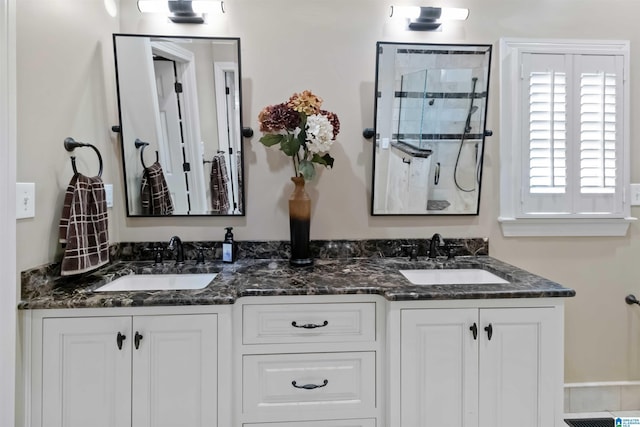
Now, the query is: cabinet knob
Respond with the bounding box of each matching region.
[116,332,126,350]
[134,331,143,349]
[484,324,493,341]
[470,323,478,340]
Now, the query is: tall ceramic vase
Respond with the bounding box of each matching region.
[289,176,313,266]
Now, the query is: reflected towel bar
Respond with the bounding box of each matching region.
[64,137,103,177]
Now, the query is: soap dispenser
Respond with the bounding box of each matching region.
[222,227,235,263]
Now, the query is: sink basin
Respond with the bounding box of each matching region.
[399,269,509,285]
[95,273,217,292]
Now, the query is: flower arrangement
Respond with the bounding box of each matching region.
[258,90,340,181]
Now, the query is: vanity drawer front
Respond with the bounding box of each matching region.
[244,419,376,427]
[242,302,376,344]
[242,352,376,418]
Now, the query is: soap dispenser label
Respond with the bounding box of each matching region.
[222,244,233,262]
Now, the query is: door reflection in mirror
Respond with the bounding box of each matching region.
[372,42,492,215]
[113,34,245,216]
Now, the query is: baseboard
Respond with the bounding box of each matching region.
[565,381,640,413]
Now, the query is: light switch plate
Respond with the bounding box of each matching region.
[16,182,35,219]
[631,184,640,206]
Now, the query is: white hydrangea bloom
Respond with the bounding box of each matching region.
[305,114,334,154]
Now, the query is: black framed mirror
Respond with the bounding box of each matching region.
[113,34,245,216]
[371,42,492,215]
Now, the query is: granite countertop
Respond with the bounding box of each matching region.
[19,255,576,310]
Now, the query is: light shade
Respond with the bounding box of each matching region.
[390,6,469,31]
[137,0,224,23]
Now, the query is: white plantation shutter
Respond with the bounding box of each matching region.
[528,70,567,193]
[520,52,624,216]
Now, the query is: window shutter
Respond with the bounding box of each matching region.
[520,52,624,216]
[521,53,571,214]
[574,54,623,214]
[528,70,567,193]
[579,72,616,193]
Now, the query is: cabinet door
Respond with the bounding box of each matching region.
[401,308,479,427]
[42,316,132,427]
[478,307,557,427]
[132,314,218,427]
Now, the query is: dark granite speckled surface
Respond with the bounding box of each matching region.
[19,239,575,310]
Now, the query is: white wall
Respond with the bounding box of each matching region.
[1,0,16,424]
[15,0,640,384]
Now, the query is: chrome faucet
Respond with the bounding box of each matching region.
[428,233,444,259]
[168,236,185,263]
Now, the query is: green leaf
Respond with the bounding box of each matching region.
[259,134,284,147]
[280,134,301,157]
[299,160,316,181]
[312,153,335,169]
[297,128,307,145]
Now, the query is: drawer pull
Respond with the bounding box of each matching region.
[292,379,329,390]
[291,320,329,329]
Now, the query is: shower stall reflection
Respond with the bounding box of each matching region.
[372,42,492,215]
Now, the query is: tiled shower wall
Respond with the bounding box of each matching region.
[392,50,486,138]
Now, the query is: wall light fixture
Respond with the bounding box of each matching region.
[137,0,224,23]
[390,6,469,31]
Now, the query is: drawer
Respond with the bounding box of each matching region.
[242,352,376,418]
[244,419,376,427]
[242,302,376,344]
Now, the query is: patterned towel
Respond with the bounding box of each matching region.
[140,161,174,215]
[58,173,109,276]
[210,154,230,213]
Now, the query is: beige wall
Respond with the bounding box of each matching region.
[15,0,640,383]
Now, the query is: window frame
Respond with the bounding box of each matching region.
[498,38,635,237]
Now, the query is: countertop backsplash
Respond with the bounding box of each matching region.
[112,238,489,262]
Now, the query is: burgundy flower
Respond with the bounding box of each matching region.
[320,109,340,139]
[258,103,301,133]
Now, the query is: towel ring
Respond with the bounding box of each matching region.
[135,138,150,170]
[135,139,159,170]
[64,137,103,177]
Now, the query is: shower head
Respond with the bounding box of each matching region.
[464,105,479,133]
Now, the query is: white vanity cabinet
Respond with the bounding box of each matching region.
[23,306,232,427]
[234,296,384,427]
[21,291,568,427]
[389,300,564,427]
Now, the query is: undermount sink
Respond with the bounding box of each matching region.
[95,273,217,292]
[399,269,509,285]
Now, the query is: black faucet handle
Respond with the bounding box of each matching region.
[153,246,164,264]
[196,247,205,264]
[401,244,419,261]
[444,242,464,259]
